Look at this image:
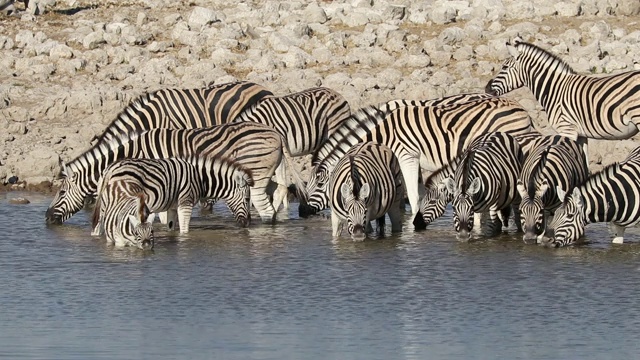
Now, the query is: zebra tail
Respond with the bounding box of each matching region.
[91,173,109,231]
[280,140,308,202]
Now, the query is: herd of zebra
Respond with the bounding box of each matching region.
[43,37,640,250]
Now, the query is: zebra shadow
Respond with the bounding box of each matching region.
[53,5,96,16]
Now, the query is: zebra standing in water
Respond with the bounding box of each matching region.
[45,123,306,226]
[95,81,273,144]
[542,146,640,247]
[443,132,523,240]
[92,156,254,241]
[328,142,404,241]
[516,135,589,244]
[485,37,640,150]
[302,97,534,218]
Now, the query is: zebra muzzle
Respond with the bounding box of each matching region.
[140,239,154,250]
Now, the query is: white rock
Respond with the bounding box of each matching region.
[188,6,218,31]
[430,6,456,24]
[439,27,466,45]
[554,1,581,17]
[82,31,106,50]
[303,2,327,24]
[15,30,34,48]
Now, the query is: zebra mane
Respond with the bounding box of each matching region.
[92,91,157,144]
[62,131,141,177]
[311,105,386,166]
[460,149,476,193]
[234,99,262,122]
[515,40,576,75]
[348,155,361,197]
[527,145,552,199]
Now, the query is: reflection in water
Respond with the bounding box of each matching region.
[1,193,639,359]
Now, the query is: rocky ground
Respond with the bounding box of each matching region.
[0,0,639,192]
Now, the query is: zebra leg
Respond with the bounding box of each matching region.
[483,209,502,237]
[165,209,178,231]
[609,222,626,244]
[331,211,343,238]
[398,156,421,216]
[388,202,403,233]
[250,178,277,223]
[500,206,511,229]
[512,204,523,233]
[158,211,167,225]
[177,205,193,234]
[271,163,289,214]
[577,136,589,165]
[376,216,386,235]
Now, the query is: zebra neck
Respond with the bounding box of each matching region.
[580,182,615,224]
[527,71,572,114]
[68,140,131,191]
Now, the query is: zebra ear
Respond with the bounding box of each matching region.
[507,36,522,57]
[233,172,248,187]
[516,180,527,199]
[443,177,456,195]
[59,159,68,178]
[360,183,370,199]
[340,183,351,199]
[128,214,141,228]
[571,187,584,207]
[536,179,550,199]
[467,177,482,195]
[556,186,567,202]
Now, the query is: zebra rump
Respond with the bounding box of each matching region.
[543,146,640,248]
[328,142,404,240]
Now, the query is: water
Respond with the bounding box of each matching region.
[1,192,639,360]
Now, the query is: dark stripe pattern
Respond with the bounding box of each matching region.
[543,146,640,247]
[486,38,640,141]
[443,132,523,240]
[516,135,589,243]
[328,142,404,240]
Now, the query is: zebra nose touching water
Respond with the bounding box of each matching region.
[515,135,589,244]
[541,146,640,248]
[328,142,404,241]
[442,132,523,241]
[91,156,254,247]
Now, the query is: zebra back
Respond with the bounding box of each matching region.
[380,92,494,113]
[486,38,640,141]
[235,87,351,157]
[96,81,273,144]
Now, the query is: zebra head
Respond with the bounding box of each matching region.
[225,170,254,227]
[340,180,370,241]
[445,176,481,241]
[127,214,154,250]
[45,161,88,225]
[300,162,331,217]
[516,178,549,244]
[541,186,586,248]
[484,57,524,96]
[418,180,450,227]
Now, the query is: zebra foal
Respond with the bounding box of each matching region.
[328,142,404,241]
[542,146,640,247]
[443,132,523,240]
[516,135,589,244]
[486,37,640,147]
[92,156,254,243]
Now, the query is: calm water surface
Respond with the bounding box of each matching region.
[1,192,639,360]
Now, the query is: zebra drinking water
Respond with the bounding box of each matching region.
[485,37,640,150]
[542,146,640,247]
[93,192,154,250]
[92,156,254,241]
[443,132,523,240]
[302,97,534,218]
[516,135,589,244]
[45,123,305,226]
[328,142,404,241]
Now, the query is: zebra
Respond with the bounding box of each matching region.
[516,135,589,244]
[45,122,305,226]
[542,146,640,248]
[95,81,273,145]
[91,191,155,249]
[91,156,254,240]
[379,92,494,114]
[443,132,523,240]
[301,97,534,218]
[235,87,351,157]
[328,142,404,240]
[485,37,640,153]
